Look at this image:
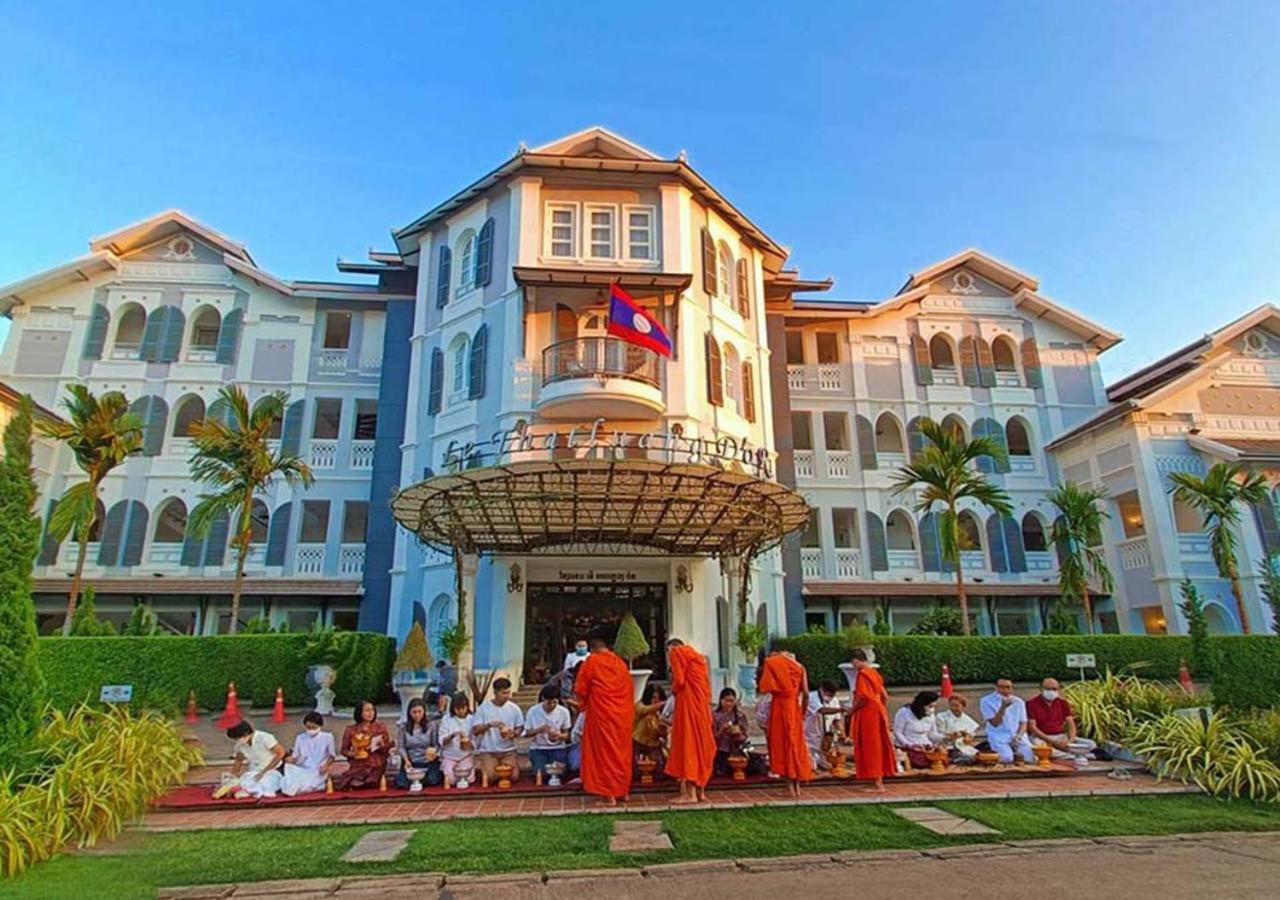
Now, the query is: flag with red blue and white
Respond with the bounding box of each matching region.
[606,282,672,358]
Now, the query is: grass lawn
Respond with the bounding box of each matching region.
[3,795,1277,900]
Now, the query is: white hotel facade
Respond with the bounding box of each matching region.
[1,128,1275,678]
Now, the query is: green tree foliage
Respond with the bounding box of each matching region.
[68,586,116,637]
[1168,462,1269,634]
[872,606,892,635]
[0,396,46,764]
[1043,602,1081,635]
[187,386,314,634]
[890,417,1012,635]
[1178,579,1219,677]
[122,604,160,637]
[1048,482,1114,635]
[907,606,966,636]
[1258,557,1280,636]
[613,612,650,666]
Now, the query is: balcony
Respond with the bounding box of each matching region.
[148,544,184,566]
[1118,536,1151,571]
[186,347,218,363]
[349,440,375,470]
[315,349,348,374]
[1025,550,1055,572]
[794,450,814,479]
[786,363,846,395]
[295,543,326,575]
[887,549,918,571]
[109,343,142,361]
[309,439,337,470]
[1009,455,1036,474]
[538,337,664,419]
[800,547,823,579]
[834,548,862,579]
[826,450,852,479]
[339,543,366,576]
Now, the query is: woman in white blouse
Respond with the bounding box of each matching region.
[892,690,943,769]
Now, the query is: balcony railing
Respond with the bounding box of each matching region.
[64,542,102,566]
[309,439,337,469]
[834,548,862,579]
[800,547,823,579]
[316,349,348,374]
[794,450,814,479]
[339,543,366,576]
[786,364,846,393]
[296,543,326,575]
[1025,550,1055,572]
[826,450,851,478]
[186,346,218,363]
[887,549,918,570]
[350,439,375,469]
[110,343,142,360]
[541,337,661,388]
[148,544,184,565]
[1118,536,1151,570]
[1009,455,1036,473]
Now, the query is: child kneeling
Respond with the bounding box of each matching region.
[438,693,476,789]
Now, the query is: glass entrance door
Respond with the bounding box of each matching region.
[524,582,668,684]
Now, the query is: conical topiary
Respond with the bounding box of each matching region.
[613,612,650,667]
[394,621,433,674]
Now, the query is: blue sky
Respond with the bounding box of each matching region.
[2,2,1278,380]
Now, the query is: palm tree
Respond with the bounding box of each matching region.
[188,386,314,634]
[890,418,1012,635]
[37,385,144,634]
[1168,462,1269,634]
[1047,482,1114,634]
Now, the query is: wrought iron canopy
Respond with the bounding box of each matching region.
[391,459,810,558]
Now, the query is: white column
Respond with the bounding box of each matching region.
[722,555,743,667]
[459,552,479,676]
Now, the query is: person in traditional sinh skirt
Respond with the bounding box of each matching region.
[334,700,394,790]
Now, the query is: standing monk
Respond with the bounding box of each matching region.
[664,639,716,804]
[758,649,812,797]
[574,629,633,806]
[847,648,896,791]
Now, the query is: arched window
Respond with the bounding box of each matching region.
[1006,417,1032,456]
[885,509,917,550]
[172,395,206,437]
[1173,498,1203,534]
[874,413,905,454]
[189,306,221,350]
[717,242,734,306]
[992,336,1019,372]
[941,414,968,443]
[246,498,270,544]
[427,593,459,660]
[723,343,741,411]
[1021,512,1048,552]
[929,334,957,370]
[456,231,476,295]
[113,303,146,353]
[957,510,983,553]
[153,499,188,543]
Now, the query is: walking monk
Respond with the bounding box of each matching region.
[847,648,896,791]
[574,629,634,806]
[758,649,812,797]
[664,639,716,804]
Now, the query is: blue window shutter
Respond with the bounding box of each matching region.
[468,324,488,400]
[973,418,995,474]
[959,336,981,386]
[121,501,148,566]
[475,218,494,287]
[202,510,230,566]
[83,303,110,360]
[38,500,61,565]
[280,400,305,455]
[920,512,942,572]
[180,522,203,566]
[207,396,234,426]
[865,511,888,572]
[990,419,1010,473]
[130,396,168,457]
[906,417,926,462]
[1002,515,1027,573]
[428,348,444,414]
[265,502,293,565]
[986,513,1008,573]
[97,501,128,566]
[216,308,243,364]
[435,246,452,309]
[160,306,186,362]
[855,415,877,471]
[140,308,166,361]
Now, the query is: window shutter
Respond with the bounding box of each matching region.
[920,512,943,572]
[910,334,933,386]
[215,308,243,365]
[468,324,488,400]
[701,228,717,295]
[475,218,494,287]
[705,334,723,405]
[1002,514,1027,572]
[158,306,185,362]
[736,259,750,318]
[38,500,62,565]
[972,418,995,474]
[435,246,452,309]
[140,308,166,361]
[428,347,444,414]
[121,501,148,566]
[1021,338,1044,388]
[280,400,306,455]
[207,396,234,427]
[83,303,110,360]
[958,336,981,386]
[906,416,926,462]
[97,501,128,566]
[975,337,997,387]
[1252,502,1280,555]
[202,510,230,566]
[741,362,756,423]
[986,513,1009,573]
[265,502,293,565]
[865,511,888,572]
[990,419,1011,473]
[855,414,877,471]
[129,395,168,457]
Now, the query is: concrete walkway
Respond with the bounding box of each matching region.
[158,830,1280,899]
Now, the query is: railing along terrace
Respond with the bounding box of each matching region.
[541,337,661,388]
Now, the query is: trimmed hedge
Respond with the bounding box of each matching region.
[1211,637,1280,710]
[37,632,395,713]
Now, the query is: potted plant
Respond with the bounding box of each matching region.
[392,622,433,720]
[837,622,875,695]
[437,620,470,694]
[613,612,652,702]
[735,622,767,703]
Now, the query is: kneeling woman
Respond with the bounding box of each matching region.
[335,700,395,790]
[395,698,442,789]
[218,721,288,799]
[893,690,943,769]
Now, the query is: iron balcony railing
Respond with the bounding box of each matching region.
[541,336,661,389]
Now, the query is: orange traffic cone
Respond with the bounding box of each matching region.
[216,681,243,728]
[184,689,200,725]
[940,664,954,699]
[270,687,287,724]
[1179,658,1195,693]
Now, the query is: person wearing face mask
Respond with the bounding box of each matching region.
[282,712,336,796]
[980,678,1035,764]
[562,639,590,675]
[214,720,288,799]
[1027,678,1096,759]
[892,691,944,769]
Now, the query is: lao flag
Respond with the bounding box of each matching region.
[606,283,672,358]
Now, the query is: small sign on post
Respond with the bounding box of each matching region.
[1065,653,1096,681]
[99,684,133,704]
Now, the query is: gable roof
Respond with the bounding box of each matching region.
[0,252,120,315]
[528,126,662,160]
[896,248,1039,296]
[89,209,255,265]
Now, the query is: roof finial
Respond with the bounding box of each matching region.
[677,148,688,163]
[517,141,528,154]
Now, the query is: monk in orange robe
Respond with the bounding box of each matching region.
[847,648,897,790]
[664,639,716,803]
[574,631,634,806]
[758,650,812,797]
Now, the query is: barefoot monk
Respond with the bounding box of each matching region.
[574,628,633,806]
[758,649,812,797]
[664,639,715,803]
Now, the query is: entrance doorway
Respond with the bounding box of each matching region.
[524,582,668,684]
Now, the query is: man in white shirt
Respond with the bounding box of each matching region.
[523,684,572,780]
[935,694,981,760]
[473,677,525,784]
[803,680,841,771]
[215,721,287,799]
[562,639,590,674]
[979,678,1034,764]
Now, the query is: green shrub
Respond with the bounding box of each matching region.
[1178,580,1219,677]
[1127,709,1280,801]
[872,607,891,636]
[1237,708,1280,766]
[36,632,394,712]
[614,612,651,666]
[1258,557,1280,635]
[1043,602,1081,635]
[1062,669,1195,744]
[1212,637,1280,710]
[68,586,116,636]
[907,606,965,636]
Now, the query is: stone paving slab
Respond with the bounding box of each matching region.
[609,833,674,852]
[891,806,956,821]
[613,820,665,835]
[339,829,415,863]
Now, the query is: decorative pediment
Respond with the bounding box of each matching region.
[528,126,662,161]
